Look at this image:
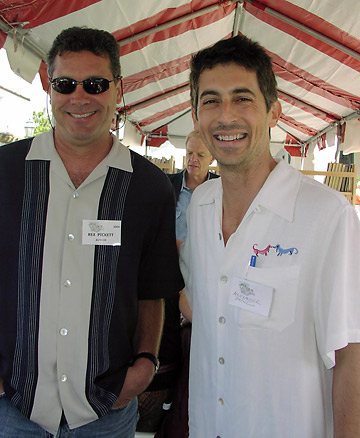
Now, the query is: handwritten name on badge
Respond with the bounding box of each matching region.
[82,220,121,246]
[229,277,274,317]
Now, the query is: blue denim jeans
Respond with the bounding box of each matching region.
[0,392,138,438]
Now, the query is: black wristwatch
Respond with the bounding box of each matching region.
[133,352,160,373]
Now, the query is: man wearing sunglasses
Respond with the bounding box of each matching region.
[0,27,184,438]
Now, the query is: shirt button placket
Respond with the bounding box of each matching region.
[217,270,228,437]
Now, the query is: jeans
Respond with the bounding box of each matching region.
[0,392,138,438]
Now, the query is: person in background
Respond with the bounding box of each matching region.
[180,34,360,437]
[137,131,218,437]
[169,130,218,243]
[0,26,183,438]
[170,130,219,322]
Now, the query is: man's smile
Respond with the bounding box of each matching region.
[214,133,247,141]
[68,111,96,118]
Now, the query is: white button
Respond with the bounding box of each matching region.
[254,206,261,213]
[60,328,68,336]
[73,191,78,198]
[61,374,67,382]
[218,397,224,406]
[219,357,225,365]
[220,275,228,284]
[63,280,71,287]
[219,316,226,324]
[68,234,75,241]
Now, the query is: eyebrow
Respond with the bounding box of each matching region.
[199,88,256,100]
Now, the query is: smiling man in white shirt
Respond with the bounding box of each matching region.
[180,35,360,438]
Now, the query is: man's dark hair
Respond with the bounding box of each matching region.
[190,34,278,118]
[47,26,120,79]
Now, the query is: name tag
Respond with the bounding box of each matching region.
[82,220,121,246]
[229,276,274,317]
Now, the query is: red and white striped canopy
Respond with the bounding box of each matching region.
[1,0,359,154]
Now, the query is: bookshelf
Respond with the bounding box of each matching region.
[301,163,357,205]
[145,156,175,174]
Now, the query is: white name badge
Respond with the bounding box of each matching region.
[229,276,274,317]
[82,220,121,246]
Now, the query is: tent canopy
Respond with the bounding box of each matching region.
[1,0,359,154]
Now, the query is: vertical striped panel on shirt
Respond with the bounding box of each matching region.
[11,160,50,416]
[86,166,132,415]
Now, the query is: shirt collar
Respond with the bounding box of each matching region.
[255,159,301,222]
[26,130,133,173]
[196,159,301,222]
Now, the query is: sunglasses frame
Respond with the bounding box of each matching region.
[49,76,119,95]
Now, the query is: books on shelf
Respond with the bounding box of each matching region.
[323,162,355,193]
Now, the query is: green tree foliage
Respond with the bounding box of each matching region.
[32,109,52,135]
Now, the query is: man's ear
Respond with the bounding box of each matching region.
[191,107,199,131]
[116,81,123,105]
[269,100,282,128]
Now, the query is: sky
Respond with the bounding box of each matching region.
[0,48,48,138]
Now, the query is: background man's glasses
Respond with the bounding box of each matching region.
[49,77,118,94]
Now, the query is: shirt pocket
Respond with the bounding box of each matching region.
[233,265,300,332]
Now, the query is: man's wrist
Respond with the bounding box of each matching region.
[133,352,160,373]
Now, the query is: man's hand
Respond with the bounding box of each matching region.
[176,238,183,254]
[113,358,155,409]
[113,299,164,409]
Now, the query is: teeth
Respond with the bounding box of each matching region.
[70,112,95,118]
[217,134,246,141]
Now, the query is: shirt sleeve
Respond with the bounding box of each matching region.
[138,176,184,300]
[179,200,194,308]
[315,204,360,369]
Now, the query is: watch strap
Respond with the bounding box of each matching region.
[133,352,160,373]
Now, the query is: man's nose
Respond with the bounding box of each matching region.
[69,84,91,104]
[218,100,237,125]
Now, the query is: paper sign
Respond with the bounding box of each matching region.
[82,220,121,246]
[229,276,274,317]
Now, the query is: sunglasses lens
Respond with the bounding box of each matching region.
[50,78,113,94]
[51,78,76,94]
[83,78,110,94]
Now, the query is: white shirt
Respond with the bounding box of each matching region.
[180,159,360,438]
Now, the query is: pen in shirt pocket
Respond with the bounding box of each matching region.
[250,255,257,268]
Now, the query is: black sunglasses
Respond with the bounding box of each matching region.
[49,77,118,95]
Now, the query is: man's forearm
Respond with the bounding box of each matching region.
[133,299,164,356]
[333,343,360,437]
